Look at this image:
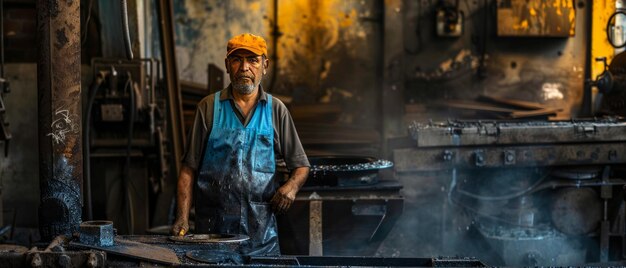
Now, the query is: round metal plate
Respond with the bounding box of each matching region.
[551,187,601,235]
[609,51,626,76]
[185,249,243,264]
[168,233,249,243]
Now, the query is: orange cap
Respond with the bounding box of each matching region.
[227,33,268,57]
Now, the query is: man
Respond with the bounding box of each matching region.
[171,33,310,256]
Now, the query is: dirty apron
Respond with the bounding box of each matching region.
[195,90,279,256]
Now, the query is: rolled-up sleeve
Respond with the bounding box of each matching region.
[181,96,212,171]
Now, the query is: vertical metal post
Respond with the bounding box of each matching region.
[37,0,82,241]
[600,166,612,262]
[382,0,405,158]
[156,0,184,174]
[149,0,184,227]
[309,193,323,256]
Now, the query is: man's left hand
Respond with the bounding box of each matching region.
[271,182,298,214]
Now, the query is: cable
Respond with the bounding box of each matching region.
[455,173,548,201]
[123,74,136,234]
[81,0,93,46]
[446,169,551,229]
[83,72,106,221]
[121,0,134,60]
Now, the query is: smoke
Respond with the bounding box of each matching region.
[375,167,600,266]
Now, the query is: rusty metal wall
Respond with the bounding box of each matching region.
[402,0,588,119]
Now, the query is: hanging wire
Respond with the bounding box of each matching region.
[81,0,94,46]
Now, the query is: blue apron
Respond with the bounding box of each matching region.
[195,90,279,256]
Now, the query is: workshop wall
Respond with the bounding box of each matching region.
[402,0,588,121]
[4,1,36,62]
[174,0,382,127]
[0,64,38,228]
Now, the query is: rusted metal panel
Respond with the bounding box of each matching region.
[410,119,626,147]
[395,142,626,172]
[37,0,82,241]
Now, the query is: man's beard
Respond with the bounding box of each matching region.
[233,76,262,95]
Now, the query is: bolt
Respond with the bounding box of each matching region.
[87,253,99,268]
[475,151,485,166]
[58,254,71,268]
[30,254,42,268]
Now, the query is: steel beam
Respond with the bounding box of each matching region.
[37,0,82,241]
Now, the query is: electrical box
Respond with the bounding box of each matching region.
[436,5,463,37]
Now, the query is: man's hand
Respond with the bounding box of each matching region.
[271,166,309,215]
[171,218,189,236]
[271,182,298,215]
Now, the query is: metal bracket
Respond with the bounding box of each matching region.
[575,125,596,135]
[474,150,485,167]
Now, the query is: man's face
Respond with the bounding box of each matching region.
[226,50,268,95]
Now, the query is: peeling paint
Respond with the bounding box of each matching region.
[542,82,565,100]
[277,0,370,93]
[174,0,267,84]
[55,29,68,49]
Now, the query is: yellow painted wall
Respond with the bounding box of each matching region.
[592,1,616,78]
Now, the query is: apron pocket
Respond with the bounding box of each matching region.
[253,134,275,173]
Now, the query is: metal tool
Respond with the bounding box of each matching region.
[168,234,249,244]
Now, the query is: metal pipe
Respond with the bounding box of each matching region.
[1,0,5,83]
[581,1,593,116]
[121,0,134,60]
[83,72,106,221]
[267,0,280,92]
[37,0,82,242]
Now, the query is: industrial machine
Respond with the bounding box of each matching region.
[593,52,626,117]
[278,156,403,256]
[84,58,171,235]
[395,118,626,266]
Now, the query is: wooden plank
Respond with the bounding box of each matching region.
[438,100,518,113]
[180,80,208,96]
[510,108,561,118]
[477,95,547,110]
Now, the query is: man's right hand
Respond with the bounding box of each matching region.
[171,218,189,236]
